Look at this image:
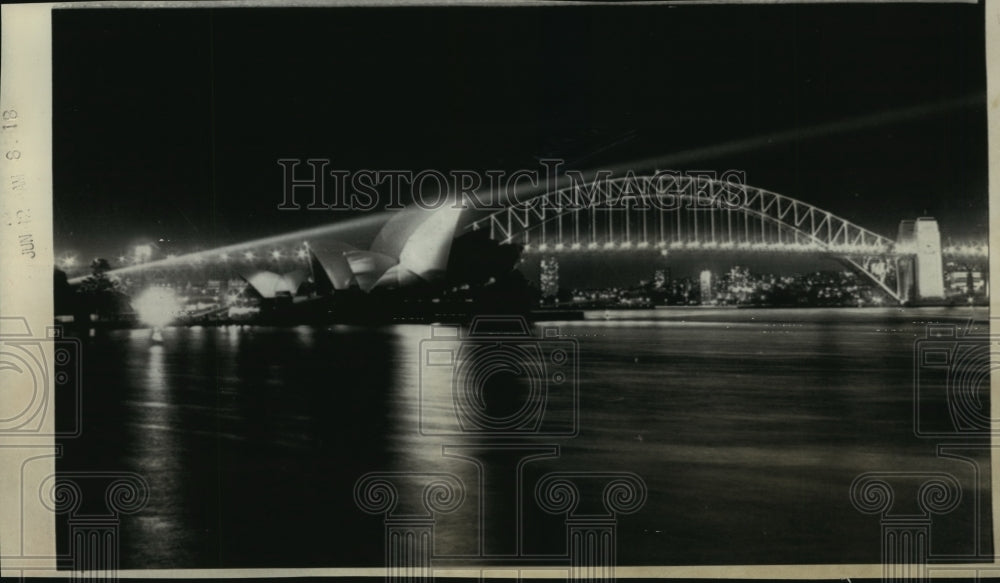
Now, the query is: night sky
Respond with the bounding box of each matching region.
[53,4,988,270]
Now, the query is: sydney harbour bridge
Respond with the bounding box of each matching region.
[67,174,985,307]
[466,174,980,304]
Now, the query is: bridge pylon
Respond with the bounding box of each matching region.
[896,218,945,303]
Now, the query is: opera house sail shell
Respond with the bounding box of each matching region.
[310,204,466,292]
[238,269,309,299]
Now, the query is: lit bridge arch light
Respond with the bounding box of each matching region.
[466,174,907,302]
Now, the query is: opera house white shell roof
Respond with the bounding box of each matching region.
[310,204,465,292]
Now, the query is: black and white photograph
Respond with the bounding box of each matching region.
[0,0,995,579]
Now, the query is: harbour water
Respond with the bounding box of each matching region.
[57,307,992,568]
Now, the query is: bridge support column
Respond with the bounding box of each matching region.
[896,218,945,303]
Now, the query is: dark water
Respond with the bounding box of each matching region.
[57,307,993,568]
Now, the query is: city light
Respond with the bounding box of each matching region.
[244,251,255,261]
[134,244,153,263]
[59,255,77,269]
[271,250,282,260]
[64,213,389,285]
[132,286,182,328]
[943,243,989,257]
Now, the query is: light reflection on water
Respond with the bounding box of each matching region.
[59,307,991,568]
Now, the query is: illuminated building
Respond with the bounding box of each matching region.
[896,217,945,301]
[654,269,667,290]
[945,270,986,296]
[540,256,559,299]
[699,270,714,304]
[133,244,153,264]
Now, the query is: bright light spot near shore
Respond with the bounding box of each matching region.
[296,249,308,260]
[271,250,282,260]
[132,286,182,328]
[244,251,255,261]
[60,256,77,269]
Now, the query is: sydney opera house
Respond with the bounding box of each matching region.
[305,205,469,294]
[57,204,532,325]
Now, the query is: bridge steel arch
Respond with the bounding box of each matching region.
[466,174,905,302]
